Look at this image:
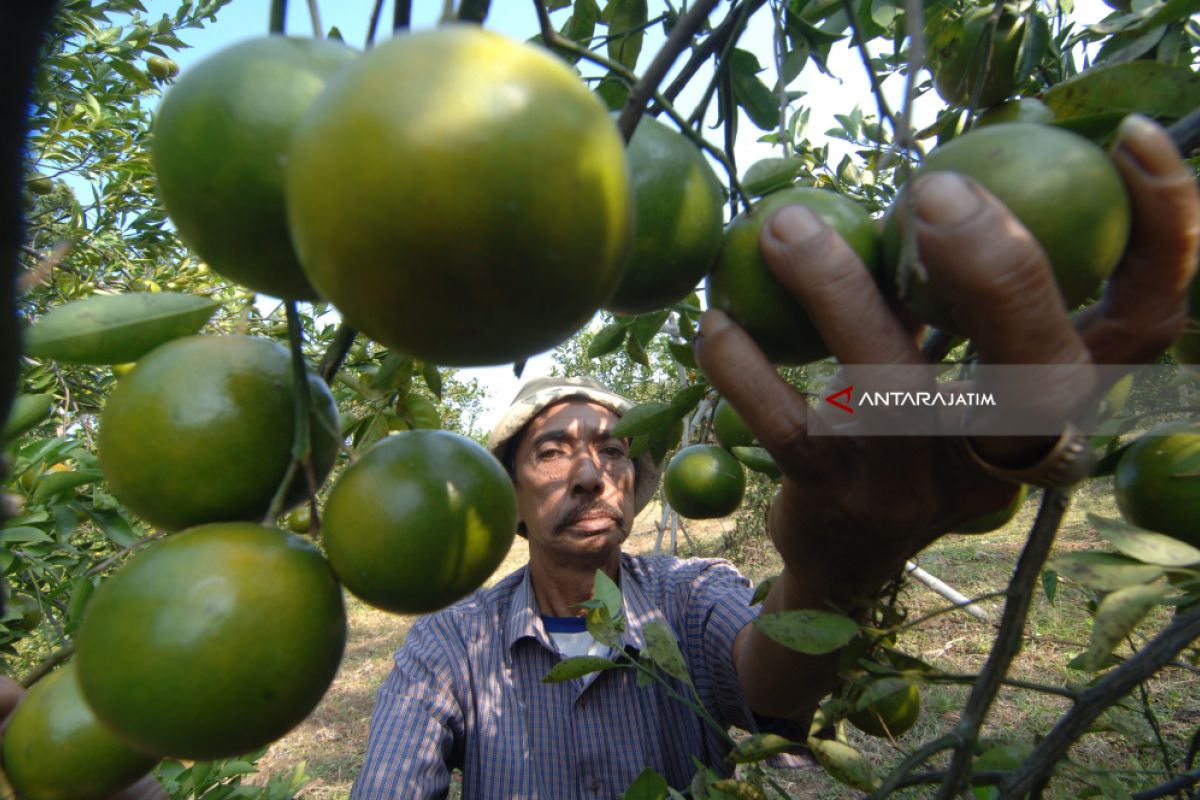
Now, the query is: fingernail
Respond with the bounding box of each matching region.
[915,172,983,227]
[1115,113,1175,176]
[767,205,824,245]
[699,310,730,338]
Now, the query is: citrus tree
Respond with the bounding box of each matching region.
[1,0,1198,797]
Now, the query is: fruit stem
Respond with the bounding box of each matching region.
[20,644,73,689]
[307,0,324,38]
[394,0,411,31]
[841,0,897,133]
[269,0,287,34]
[365,0,385,47]
[318,322,358,385]
[264,302,312,522]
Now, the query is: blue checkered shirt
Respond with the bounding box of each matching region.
[351,553,805,799]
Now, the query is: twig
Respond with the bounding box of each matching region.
[319,323,358,385]
[394,0,411,32]
[933,488,1070,800]
[1001,605,1200,798]
[872,733,960,798]
[269,0,287,34]
[959,0,1008,130]
[1130,766,1200,800]
[615,0,722,142]
[840,0,896,132]
[684,0,756,128]
[264,302,312,522]
[771,0,791,157]
[894,590,1007,634]
[365,0,385,47]
[919,672,1080,701]
[21,644,74,688]
[662,0,767,105]
[893,769,1010,789]
[307,0,323,38]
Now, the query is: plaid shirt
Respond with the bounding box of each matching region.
[352,553,805,799]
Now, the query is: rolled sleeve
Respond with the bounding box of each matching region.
[351,615,466,800]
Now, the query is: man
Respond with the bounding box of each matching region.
[350,115,1200,798]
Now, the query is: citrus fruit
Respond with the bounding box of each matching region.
[883,123,1130,334]
[5,593,43,632]
[930,5,1026,109]
[26,175,53,195]
[604,115,725,315]
[847,681,921,738]
[1172,328,1200,371]
[707,187,880,364]
[151,36,357,299]
[713,397,755,449]
[1114,421,1200,548]
[75,523,346,759]
[145,56,178,79]
[953,484,1027,533]
[286,26,632,366]
[975,97,1055,127]
[663,444,746,519]
[2,662,159,800]
[287,505,313,534]
[321,429,517,613]
[98,335,339,531]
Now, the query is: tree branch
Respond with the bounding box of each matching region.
[394,0,412,32]
[264,302,312,522]
[662,0,767,105]
[366,0,385,47]
[615,0,722,142]
[933,488,1070,800]
[840,0,896,132]
[270,0,288,34]
[1001,605,1200,797]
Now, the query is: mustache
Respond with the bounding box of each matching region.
[555,500,625,532]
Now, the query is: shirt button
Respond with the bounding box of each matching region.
[589,778,601,791]
[578,697,587,708]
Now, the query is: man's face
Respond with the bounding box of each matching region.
[512,399,636,567]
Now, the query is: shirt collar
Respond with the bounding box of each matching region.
[503,554,667,655]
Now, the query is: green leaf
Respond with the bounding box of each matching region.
[2,394,55,443]
[731,446,782,479]
[622,768,670,800]
[1043,60,1200,124]
[420,361,443,400]
[1078,583,1171,670]
[727,732,798,764]
[668,383,707,417]
[613,402,673,437]
[645,416,683,466]
[667,342,697,369]
[588,323,628,358]
[1090,513,1200,567]
[558,0,601,64]
[370,353,414,392]
[606,0,647,70]
[66,576,95,631]
[543,655,621,683]
[593,568,623,618]
[626,334,650,367]
[83,507,144,548]
[751,574,779,605]
[1050,551,1164,592]
[214,760,256,779]
[742,158,805,197]
[31,469,104,503]
[22,292,221,365]
[1014,10,1050,85]
[1042,568,1058,605]
[633,310,670,347]
[729,49,780,131]
[754,609,860,655]
[807,737,880,792]
[587,605,623,650]
[643,621,691,683]
[0,527,53,544]
[596,73,631,110]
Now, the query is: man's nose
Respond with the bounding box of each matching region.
[570,451,604,496]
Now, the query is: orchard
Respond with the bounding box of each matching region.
[0,0,1198,798]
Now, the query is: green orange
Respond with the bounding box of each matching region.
[286,26,632,366]
[931,6,1027,109]
[848,681,921,738]
[707,187,880,364]
[954,484,1028,534]
[75,523,346,759]
[321,430,517,614]
[152,36,357,299]
[2,662,159,800]
[663,444,746,519]
[713,397,756,449]
[604,115,725,315]
[98,335,339,531]
[1114,422,1200,548]
[883,123,1130,334]
[975,97,1055,127]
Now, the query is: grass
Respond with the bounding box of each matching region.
[238,480,1200,797]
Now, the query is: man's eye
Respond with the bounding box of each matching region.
[537,448,563,460]
[603,445,627,458]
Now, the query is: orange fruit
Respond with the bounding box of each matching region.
[286,26,632,366]
[98,335,339,531]
[930,6,1026,109]
[5,593,43,632]
[975,97,1055,127]
[152,36,357,299]
[604,115,725,315]
[75,523,346,759]
[954,484,1027,534]
[2,662,159,800]
[1114,422,1200,548]
[848,681,921,738]
[663,444,746,519]
[713,397,755,449]
[707,187,880,364]
[321,430,517,613]
[287,505,313,534]
[883,123,1130,334]
[145,56,178,79]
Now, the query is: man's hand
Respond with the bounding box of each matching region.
[0,674,168,800]
[706,115,1200,720]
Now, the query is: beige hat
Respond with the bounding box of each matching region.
[486,376,662,514]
